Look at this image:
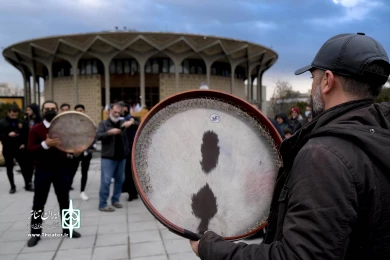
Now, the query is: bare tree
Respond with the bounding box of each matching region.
[270,80,300,115]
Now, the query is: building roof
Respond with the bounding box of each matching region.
[2,31,278,78]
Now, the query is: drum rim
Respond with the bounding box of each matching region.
[131,89,282,240]
[48,111,97,153]
[49,110,97,127]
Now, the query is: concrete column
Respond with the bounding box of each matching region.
[37,78,41,107]
[123,49,160,108]
[26,79,31,106]
[48,65,53,100]
[32,73,37,103]
[247,76,252,101]
[173,60,180,93]
[23,76,28,108]
[230,64,237,94]
[198,54,224,89]
[56,53,83,105]
[104,62,110,107]
[72,61,79,105]
[139,60,146,108]
[206,64,211,87]
[257,69,263,110]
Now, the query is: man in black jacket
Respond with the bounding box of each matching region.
[190,32,390,259]
[96,103,134,212]
[0,105,32,193]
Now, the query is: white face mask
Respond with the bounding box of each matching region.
[109,114,119,123]
[305,111,311,117]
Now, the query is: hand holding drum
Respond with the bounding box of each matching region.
[48,111,97,154]
[131,90,283,241]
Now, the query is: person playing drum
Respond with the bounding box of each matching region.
[27,101,83,247]
[190,33,390,259]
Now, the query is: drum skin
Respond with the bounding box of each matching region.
[48,111,97,153]
[132,90,283,241]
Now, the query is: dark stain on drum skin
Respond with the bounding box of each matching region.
[200,131,220,174]
[191,183,218,234]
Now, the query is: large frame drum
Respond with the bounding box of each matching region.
[48,111,97,154]
[132,90,282,241]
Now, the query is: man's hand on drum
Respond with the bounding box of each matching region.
[73,148,85,157]
[8,131,19,137]
[122,119,134,128]
[45,134,60,147]
[190,240,200,257]
[107,128,121,135]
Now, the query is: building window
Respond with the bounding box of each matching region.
[182,60,189,74]
[110,62,116,74]
[162,59,169,73]
[190,64,196,74]
[198,66,203,74]
[145,60,152,73]
[124,60,130,74]
[80,62,86,75]
[131,60,138,75]
[152,60,159,73]
[211,67,217,75]
[116,60,123,74]
[86,61,92,74]
[92,60,98,74]
[169,59,175,73]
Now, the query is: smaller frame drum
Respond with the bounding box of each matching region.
[48,111,97,153]
[132,90,283,241]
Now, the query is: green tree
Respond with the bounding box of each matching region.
[294,101,309,115]
[270,80,301,115]
[0,102,25,120]
[376,87,390,103]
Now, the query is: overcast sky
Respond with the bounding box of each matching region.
[0,0,389,100]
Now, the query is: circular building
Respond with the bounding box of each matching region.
[2,31,278,124]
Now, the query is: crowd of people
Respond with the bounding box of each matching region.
[0,100,140,247]
[274,105,313,139]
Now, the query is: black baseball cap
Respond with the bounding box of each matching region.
[295,32,390,85]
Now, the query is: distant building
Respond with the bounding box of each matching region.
[2,31,278,124]
[0,83,24,96]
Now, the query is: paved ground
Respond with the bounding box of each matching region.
[0,153,262,260]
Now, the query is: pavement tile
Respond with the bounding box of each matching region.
[20,237,62,253]
[60,235,96,250]
[95,233,128,247]
[55,248,93,260]
[92,245,128,260]
[0,154,264,260]
[15,251,56,260]
[128,221,158,232]
[163,238,193,254]
[168,252,200,260]
[132,255,168,260]
[129,241,165,258]
[0,241,25,255]
[129,230,161,244]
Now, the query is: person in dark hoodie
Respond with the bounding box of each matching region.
[190,33,390,260]
[0,105,31,193]
[275,112,290,133]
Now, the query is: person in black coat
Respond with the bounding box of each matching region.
[119,102,140,201]
[0,105,32,193]
[69,104,96,201]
